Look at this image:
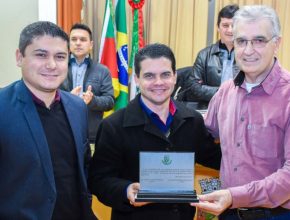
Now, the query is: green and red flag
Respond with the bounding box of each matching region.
[99,0,118,89]
[128,0,145,100]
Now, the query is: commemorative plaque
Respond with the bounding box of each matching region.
[135,152,198,203]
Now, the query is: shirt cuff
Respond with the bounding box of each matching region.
[229,185,251,208]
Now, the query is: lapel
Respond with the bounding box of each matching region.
[170,103,191,136]
[16,81,56,192]
[67,65,74,90]
[213,41,223,68]
[143,118,166,141]
[82,59,92,89]
[61,92,86,183]
[123,95,164,139]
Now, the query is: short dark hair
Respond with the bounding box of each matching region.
[19,21,69,56]
[217,4,239,26]
[70,23,92,40]
[134,43,176,77]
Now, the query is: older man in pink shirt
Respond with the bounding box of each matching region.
[191,5,290,220]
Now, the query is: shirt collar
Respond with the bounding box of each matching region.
[139,96,177,135]
[234,58,280,95]
[260,59,280,95]
[169,99,177,115]
[30,90,61,108]
[219,40,234,53]
[70,54,90,65]
[139,96,177,116]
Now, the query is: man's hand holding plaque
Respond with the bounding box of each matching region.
[127,183,151,207]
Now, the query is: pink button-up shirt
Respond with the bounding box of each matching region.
[205,60,290,209]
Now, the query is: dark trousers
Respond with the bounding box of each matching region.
[219,207,290,220]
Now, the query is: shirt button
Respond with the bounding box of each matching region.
[237,143,240,147]
[234,167,238,172]
[240,117,245,122]
[247,124,252,129]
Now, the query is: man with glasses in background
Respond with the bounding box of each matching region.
[191,5,290,220]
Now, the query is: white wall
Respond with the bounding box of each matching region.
[38,0,56,23]
[0,0,56,88]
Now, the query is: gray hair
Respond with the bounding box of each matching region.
[233,5,281,38]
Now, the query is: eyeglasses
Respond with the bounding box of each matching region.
[234,36,276,48]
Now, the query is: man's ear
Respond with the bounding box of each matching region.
[173,71,177,85]
[274,37,281,55]
[134,73,140,87]
[90,40,93,51]
[16,49,23,67]
[217,24,221,34]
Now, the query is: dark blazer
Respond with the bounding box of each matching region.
[0,80,96,220]
[88,95,221,220]
[61,58,114,142]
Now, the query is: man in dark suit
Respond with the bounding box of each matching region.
[61,23,114,144]
[0,21,96,220]
[88,43,221,220]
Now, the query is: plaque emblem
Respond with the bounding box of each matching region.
[137,152,197,203]
[162,155,172,165]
